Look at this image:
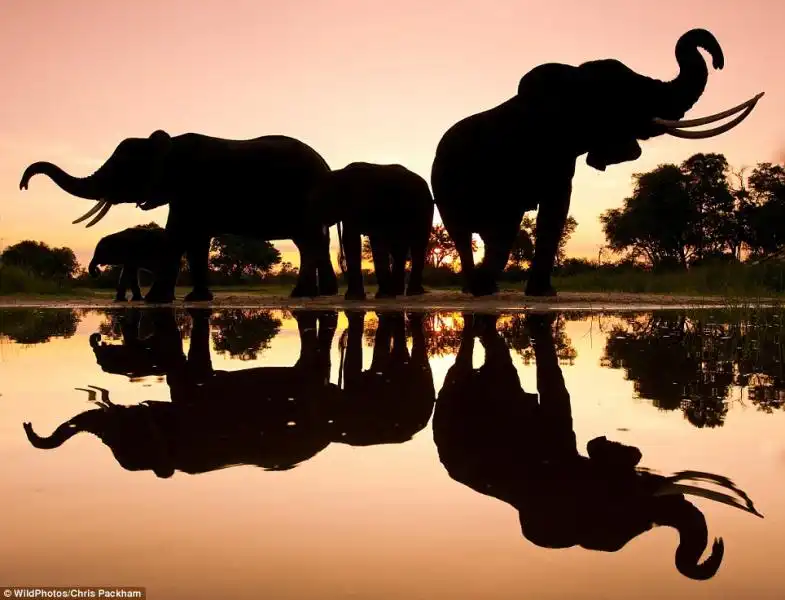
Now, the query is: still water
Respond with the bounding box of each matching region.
[0,307,783,599]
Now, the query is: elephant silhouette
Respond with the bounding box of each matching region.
[330,311,436,446]
[24,308,436,477]
[432,312,762,580]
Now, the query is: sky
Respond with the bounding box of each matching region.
[0,0,783,268]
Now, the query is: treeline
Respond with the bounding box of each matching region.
[2,151,784,294]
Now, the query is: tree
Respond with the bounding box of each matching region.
[209,235,281,281]
[1,240,79,280]
[740,162,785,258]
[507,214,577,269]
[601,164,697,269]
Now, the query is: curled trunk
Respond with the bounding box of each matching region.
[23,412,100,449]
[20,162,104,200]
[654,495,724,580]
[664,29,724,118]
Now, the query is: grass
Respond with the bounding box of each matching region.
[0,265,92,297]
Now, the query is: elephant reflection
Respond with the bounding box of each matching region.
[329,311,435,445]
[88,309,186,379]
[24,309,436,477]
[24,310,341,477]
[433,312,762,580]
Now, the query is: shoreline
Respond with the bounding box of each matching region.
[0,291,780,311]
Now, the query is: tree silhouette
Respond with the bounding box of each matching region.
[507,214,577,269]
[210,235,281,281]
[211,309,282,360]
[0,309,80,344]
[1,240,79,280]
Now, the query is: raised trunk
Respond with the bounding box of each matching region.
[23,412,100,449]
[20,162,104,200]
[663,29,724,118]
[653,496,724,580]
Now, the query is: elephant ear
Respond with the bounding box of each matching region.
[137,130,172,209]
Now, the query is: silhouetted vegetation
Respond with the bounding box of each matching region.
[210,309,282,360]
[0,309,80,344]
[602,309,785,427]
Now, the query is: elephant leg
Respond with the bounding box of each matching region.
[390,240,408,297]
[342,225,366,301]
[127,266,143,301]
[291,238,319,297]
[406,219,430,296]
[526,184,571,297]
[446,224,475,295]
[316,227,339,296]
[184,237,214,302]
[145,236,182,304]
[370,236,394,299]
[114,267,129,302]
[473,223,518,296]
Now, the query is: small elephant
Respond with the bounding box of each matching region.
[20,132,338,303]
[431,29,763,297]
[310,162,434,300]
[88,226,172,302]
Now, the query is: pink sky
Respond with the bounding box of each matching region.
[1,0,783,268]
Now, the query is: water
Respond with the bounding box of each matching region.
[0,307,782,599]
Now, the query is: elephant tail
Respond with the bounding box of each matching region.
[336,221,347,274]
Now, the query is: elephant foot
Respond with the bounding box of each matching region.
[468,271,499,297]
[144,290,175,304]
[375,290,398,300]
[405,285,427,296]
[185,289,214,302]
[344,289,367,301]
[319,279,339,296]
[291,284,318,298]
[525,281,557,297]
[113,296,128,303]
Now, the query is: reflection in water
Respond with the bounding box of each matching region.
[603,311,785,427]
[433,312,762,580]
[0,308,80,344]
[23,309,436,477]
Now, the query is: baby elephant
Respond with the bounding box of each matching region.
[89,227,171,302]
[311,162,434,300]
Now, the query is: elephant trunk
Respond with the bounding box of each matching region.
[653,496,724,580]
[23,412,98,449]
[20,162,104,200]
[88,258,101,278]
[664,29,723,117]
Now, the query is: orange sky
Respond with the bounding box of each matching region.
[1,0,783,268]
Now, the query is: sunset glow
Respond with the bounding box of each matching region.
[1,0,782,268]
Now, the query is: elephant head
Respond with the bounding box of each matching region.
[19,130,174,228]
[522,29,763,171]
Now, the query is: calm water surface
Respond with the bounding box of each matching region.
[1,307,783,599]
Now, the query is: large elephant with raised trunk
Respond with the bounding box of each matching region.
[19,132,338,302]
[431,29,764,297]
[308,162,434,299]
[432,312,762,580]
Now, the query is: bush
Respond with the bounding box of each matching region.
[0,264,71,294]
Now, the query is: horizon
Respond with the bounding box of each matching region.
[1,1,783,269]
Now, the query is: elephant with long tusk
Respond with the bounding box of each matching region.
[19,132,339,303]
[433,312,762,581]
[431,28,764,298]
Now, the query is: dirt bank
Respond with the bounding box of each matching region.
[0,291,779,311]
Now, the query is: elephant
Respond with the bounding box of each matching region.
[25,309,340,477]
[430,29,764,297]
[330,310,436,445]
[19,132,339,302]
[432,312,762,580]
[88,226,173,302]
[309,162,434,299]
[25,308,437,477]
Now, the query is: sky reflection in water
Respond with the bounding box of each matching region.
[0,307,783,600]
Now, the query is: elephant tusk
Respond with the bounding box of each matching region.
[653,92,764,128]
[655,482,764,517]
[658,99,760,140]
[84,201,112,228]
[72,200,107,224]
